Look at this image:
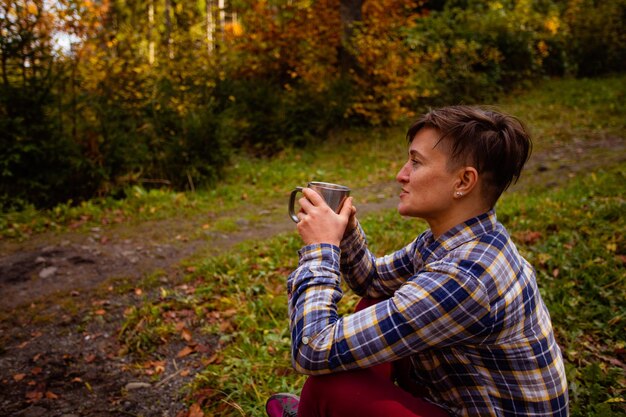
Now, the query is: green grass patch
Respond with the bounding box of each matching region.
[118,162,625,416]
[499,75,626,152]
[3,74,623,241]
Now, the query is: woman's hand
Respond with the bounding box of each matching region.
[296,188,354,246]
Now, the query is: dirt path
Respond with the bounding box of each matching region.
[0,134,624,417]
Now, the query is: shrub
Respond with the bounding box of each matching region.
[0,86,97,210]
[406,0,565,105]
[563,0,626,76]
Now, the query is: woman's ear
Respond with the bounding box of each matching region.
[454,167,479,198]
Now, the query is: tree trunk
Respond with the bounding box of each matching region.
[148,0,155,64]
[218,0,226,41]
[206,0,215,52]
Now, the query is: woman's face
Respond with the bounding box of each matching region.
[396,127,459,221]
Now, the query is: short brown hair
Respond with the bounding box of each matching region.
[407,105,532,207]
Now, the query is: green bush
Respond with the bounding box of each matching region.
[563,0,626,76]
[212,77,353,154]
[406,0,563,104]
[0,86,97,210]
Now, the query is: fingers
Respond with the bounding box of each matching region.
[298,188,329,215]
[339,197,353,218]
[301,188,325,206]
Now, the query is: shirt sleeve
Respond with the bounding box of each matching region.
[288,248,492,375]
[339,222,419,298]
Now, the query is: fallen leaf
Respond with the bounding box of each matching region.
[94,309,106,315]
[31,367,42,375]
[202,354,219,365]
[515,230,542,245]
[188,403,204,417]
[85,354,97,363]
[219,321,233,332]
[222,309,238,318]
[181,328,193,342]
[13,373,26,382]
[45,391,59,399]
[180,369,190,377]
[177,346,194,358]
[26,391,43,402]
[194,344,210,353]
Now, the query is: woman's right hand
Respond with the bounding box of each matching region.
[344,203,358,236]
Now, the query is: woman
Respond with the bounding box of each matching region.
[267,106,569,417]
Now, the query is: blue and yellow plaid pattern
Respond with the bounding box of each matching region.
[287,210,569,417]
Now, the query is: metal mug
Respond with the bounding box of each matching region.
[288,181,351,223]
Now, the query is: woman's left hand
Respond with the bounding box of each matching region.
[296,188,353,246]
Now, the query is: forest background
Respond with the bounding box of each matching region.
[1,0,625,212]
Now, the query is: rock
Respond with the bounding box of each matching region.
[17,406,48,417]
[125,381,152,390]
[39,266,58,279]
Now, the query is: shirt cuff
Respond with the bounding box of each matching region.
[297,242,341,266]
[340,222,365,253]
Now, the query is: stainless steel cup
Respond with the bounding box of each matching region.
[288,181,351,223]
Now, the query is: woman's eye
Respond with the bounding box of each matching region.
[410,159,420,166]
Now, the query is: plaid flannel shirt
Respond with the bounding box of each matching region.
[287,210,569,417]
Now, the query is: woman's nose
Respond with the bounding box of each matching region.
[396,163,409,183]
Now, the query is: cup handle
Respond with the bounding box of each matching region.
[288,187,303,223]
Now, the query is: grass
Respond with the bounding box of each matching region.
[118,163,625,416]
[3,74,623,241]
[111,75,626,415]
[2,74,624,415]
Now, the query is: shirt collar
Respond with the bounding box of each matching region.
[419,210,498,262]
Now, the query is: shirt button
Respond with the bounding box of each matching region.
[302,336,310,345]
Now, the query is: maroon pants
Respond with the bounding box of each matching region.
[297,298,451,417]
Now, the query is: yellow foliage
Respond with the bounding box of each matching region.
[544,16,561,35]
[224,22,244,37]
[26,2,38,15]
[349,0,423,123]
